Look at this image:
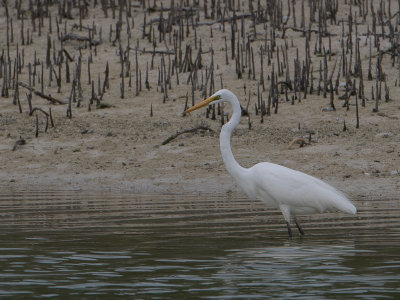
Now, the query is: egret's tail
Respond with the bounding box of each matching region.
[334,195,357,215]
[342,201,357,214]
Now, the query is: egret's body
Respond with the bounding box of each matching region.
[184,89,356,237]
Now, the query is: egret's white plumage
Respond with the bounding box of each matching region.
[184,89,356,236]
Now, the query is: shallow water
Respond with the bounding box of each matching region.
[0,191,399,299]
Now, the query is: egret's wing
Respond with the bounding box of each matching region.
[250,162,356,214]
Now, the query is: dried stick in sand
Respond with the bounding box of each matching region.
[12,136,26,151]
[162,126,214,145]
[286,137,306,150]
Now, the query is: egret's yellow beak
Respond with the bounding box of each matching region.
[183,95,219,114]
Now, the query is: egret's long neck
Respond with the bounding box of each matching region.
[220,97,247,181]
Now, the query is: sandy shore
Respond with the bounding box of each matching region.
[0,1,399,199]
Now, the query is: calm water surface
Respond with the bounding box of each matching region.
[0,190,399,299]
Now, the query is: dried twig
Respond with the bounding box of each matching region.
[12,136,26,151]
[162,126,214,145]
[18,82,65,105]
[286,137,306,150]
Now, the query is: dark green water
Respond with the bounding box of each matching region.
[0,191,399,299]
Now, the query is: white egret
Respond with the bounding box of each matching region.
[184,89,356,237]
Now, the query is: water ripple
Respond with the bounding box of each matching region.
[0,190,399,298]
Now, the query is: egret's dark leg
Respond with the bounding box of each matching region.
[286,222,293,238]
[294,218,305,235]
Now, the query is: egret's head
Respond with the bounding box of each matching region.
[183,89,232,115]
